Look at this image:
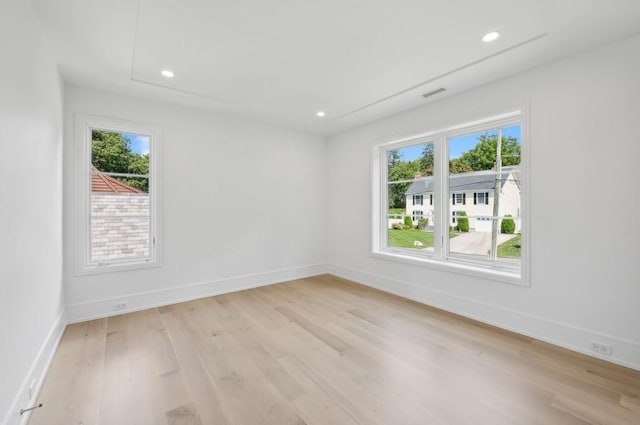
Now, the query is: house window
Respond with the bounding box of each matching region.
[474,192,489,205]
[451,210,463,223]
[374,111,525,285]
[413,195,423,205]
[452,193,465,205]
[77,115,160,274]
[412,210,423,221]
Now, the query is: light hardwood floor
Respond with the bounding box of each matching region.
[29,275,640,425]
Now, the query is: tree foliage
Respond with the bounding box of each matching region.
[457,133,521,171]
[404,216,414,228]
[387,152,419,208]
[455,211,469,232]
[419,144,434,174]
[501,214,516,234]
[448,158,474,174]
[92,130,149,192]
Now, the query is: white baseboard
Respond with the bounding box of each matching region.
[330,263,640,371]
[66,264,328,324]
[2,311,67,425]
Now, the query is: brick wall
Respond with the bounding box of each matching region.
[91,193,150,262]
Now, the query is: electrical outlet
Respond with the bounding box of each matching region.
[28,378,36,400]
[113,303,127,311]
[590,341,612,356]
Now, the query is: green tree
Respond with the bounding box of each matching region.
[455,211,469,232]
[404,216,414,228]
[448,158,474,174]
[501,215,516,234]
[91,130,149,192]
[419,144,434,175]
[388,150,401,168]
[457,133,521,171]
[387,159,419,208]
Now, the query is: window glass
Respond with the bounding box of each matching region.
[90,129,152,265]
[448,126,521,265]
[375,112,524,282]
[387,141,435,252]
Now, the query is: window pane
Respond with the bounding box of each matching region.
[496,125,522,264]
[387,142,435,252]
[448,126,521,265]
[90,130,151,263]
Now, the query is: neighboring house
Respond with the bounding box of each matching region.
[91,166,150,261]
[404,166,521,232]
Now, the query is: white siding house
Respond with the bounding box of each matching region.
[405,167,521,232]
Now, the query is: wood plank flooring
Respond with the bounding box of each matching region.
[29,275,640,425]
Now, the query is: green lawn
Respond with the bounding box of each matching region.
[388,229,435,248]
[388,208,405,215]
[497,234,521,258]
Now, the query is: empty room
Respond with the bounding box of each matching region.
[2,0,640,424]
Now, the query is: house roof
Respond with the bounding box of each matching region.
[405,166,519,196]
[91,166,143,194]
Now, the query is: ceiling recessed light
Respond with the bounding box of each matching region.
[482,31,500,43]
[161,70,175,78]
[316,111,326,117]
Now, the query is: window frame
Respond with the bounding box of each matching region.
[452,193,465,205]
[474,192,489,205]
[372,110,529,286]
[76,114,161,275]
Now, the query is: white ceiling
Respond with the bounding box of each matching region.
[32,0,640,135]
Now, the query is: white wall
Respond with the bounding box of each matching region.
[64,86,327,321]
[327,35,640,369]
[0,1,65,424]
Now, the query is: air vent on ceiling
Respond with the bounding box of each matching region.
[422,87,446,98]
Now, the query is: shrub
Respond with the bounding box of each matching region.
[455,211,469,232]
[404,216,414,228]
[417,217,428,230]
[391,222,410,230]
[501,215,516,234]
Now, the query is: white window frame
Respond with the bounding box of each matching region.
[76,114,161,275]
[413,195,423,206]
[372,110,529,286]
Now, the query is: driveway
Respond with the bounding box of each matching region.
[449,232,517,255]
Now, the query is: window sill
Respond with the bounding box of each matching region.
[77,259,160,276]
[371,249,527,286]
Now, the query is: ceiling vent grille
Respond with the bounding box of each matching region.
[422,87,446,98]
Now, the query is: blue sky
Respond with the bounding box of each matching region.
[397,125,521,161]
[122,132,150,156]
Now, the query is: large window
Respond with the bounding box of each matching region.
[374,111,526,284]
[77,115,160,274]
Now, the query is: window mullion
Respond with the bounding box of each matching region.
[433,135,445,260]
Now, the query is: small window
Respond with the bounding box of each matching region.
[452,210,463,223]
[452,193,465,205]
[412,210,424,221]
[413,195,423,205]
[475,192,489,205]
[77,115,160,274]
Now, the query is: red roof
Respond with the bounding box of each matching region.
[91,166,143,193]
